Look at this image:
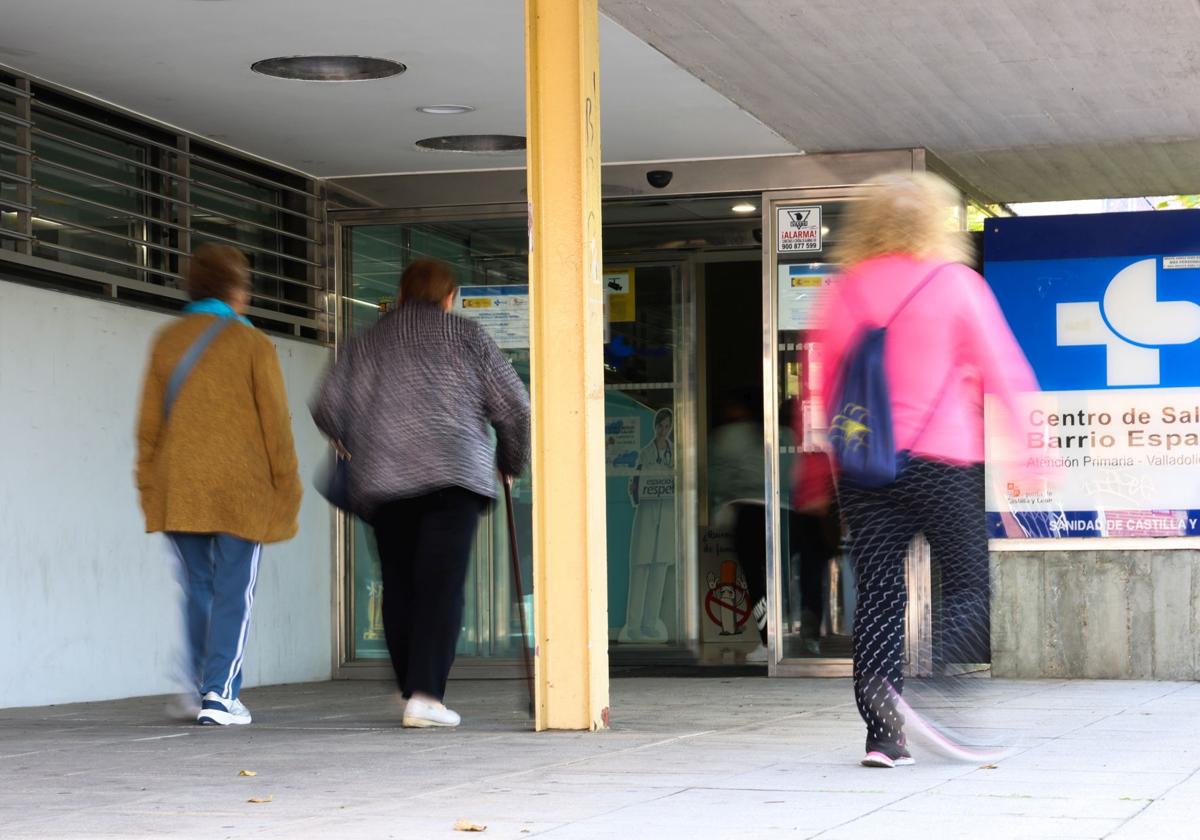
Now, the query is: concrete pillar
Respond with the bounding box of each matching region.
[524,0,610,731]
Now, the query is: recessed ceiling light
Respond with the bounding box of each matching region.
[416,134,526,153]
[732,202,757,214]
[417,105,475,115]
[251,55,406,82]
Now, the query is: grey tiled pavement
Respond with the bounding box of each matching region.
[1,676,1198,839]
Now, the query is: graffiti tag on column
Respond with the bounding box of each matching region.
[585,73,602,308]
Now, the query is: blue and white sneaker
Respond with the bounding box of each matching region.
[197,691,252,726]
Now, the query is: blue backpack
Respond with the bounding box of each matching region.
[827,265,950,488]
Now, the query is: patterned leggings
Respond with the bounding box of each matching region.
[839,458,988,749]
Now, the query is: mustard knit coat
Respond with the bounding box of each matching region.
[135,315,303,544]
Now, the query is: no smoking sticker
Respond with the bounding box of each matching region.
[777,205,822,253]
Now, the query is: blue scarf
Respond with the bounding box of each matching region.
[184,298,253,326]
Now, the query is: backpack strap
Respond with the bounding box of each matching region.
[899,264,958,451]
[163,317,233,419]
[836,262,950,330]
[838,262,957,454]
[908,361,957,454]
[884,262,953,327]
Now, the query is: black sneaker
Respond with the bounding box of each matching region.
[862,734,915,768]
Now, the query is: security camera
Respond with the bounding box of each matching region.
[752,228,763,244]
[646,169,673,189]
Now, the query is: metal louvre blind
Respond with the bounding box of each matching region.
[0,73,33,240]
[0,68,327,339]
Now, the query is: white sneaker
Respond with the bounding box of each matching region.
[402,697,461,728]
[196,691,252,726]
[745,643,769,663]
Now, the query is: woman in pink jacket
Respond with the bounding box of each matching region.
[814,172,1037,768]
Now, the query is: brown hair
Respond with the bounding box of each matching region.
[185,244,251,302]
[399,258,457,306]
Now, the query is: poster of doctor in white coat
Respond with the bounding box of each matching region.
[618,407,677,643]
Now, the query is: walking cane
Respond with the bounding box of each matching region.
[503,478,535,718]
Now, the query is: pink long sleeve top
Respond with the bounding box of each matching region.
[815,254,1037,465]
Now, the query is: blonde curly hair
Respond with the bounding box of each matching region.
[831,171,970,267]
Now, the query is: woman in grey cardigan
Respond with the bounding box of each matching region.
[313,259,530,728]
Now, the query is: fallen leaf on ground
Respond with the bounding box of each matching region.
[453,819,487,832]
[979,764,998,770]
[238,770,258,777]
[247,795,274,804]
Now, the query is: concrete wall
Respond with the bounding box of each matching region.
[0,279,334,708]
[992,550,1200,679]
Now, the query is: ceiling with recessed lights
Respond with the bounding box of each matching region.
[601,0,1200,201]
[4,0,1189,200]
[0,0,794,179]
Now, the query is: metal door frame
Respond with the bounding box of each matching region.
[325,153,943,679]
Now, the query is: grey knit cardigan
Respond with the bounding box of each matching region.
[312,302,531,516]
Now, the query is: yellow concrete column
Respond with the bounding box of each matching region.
[524,0,609,731]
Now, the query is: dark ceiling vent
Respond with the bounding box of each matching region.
[415,134,526,153]
[251,56,406,82]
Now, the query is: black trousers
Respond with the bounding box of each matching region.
[372,487,487,701]
[733,504,837,646]
[839,459,988,749]
[734,505,769,644]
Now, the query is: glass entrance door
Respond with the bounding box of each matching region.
[339,218,531,670]
[762,190,938,676]
[604,262,698,657]
[773,252,852,668]
[763,193,857,675]
[338,224,704,671]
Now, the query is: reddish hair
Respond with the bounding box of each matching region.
[185,244,251,302]
[400,259,456,305]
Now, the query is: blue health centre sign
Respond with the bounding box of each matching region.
[983,210,1200,538]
